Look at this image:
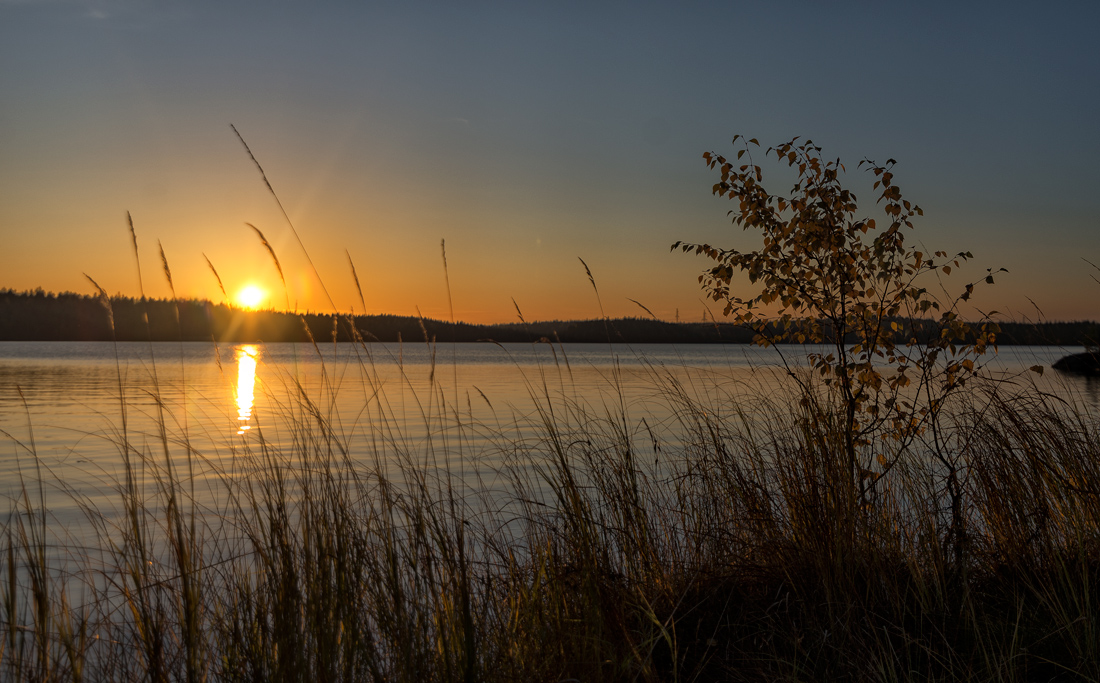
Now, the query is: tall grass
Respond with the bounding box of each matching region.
[3,131,1097,680]
[1,331,1098,682]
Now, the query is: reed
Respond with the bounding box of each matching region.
[0,330,1097,682]
[2,138,1096,681]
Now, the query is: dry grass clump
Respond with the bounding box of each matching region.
[1,339,1098,682]
[4,130,1098,679]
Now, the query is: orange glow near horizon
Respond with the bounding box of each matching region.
[235,285,267,310]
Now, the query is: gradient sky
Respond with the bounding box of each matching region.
[2,1,1098,323]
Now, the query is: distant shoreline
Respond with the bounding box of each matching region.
[2,289,1097,346]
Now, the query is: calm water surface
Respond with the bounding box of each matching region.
[1,341,1097,533]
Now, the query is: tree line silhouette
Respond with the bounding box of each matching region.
[0,289,1095,346]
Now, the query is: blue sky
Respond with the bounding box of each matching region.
[2,1,1097,322]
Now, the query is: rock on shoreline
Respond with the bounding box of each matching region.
[1053,351,1100,376]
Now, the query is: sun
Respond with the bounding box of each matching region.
[236,285,267,310]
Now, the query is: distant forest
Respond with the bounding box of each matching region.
[1,289,1097,346]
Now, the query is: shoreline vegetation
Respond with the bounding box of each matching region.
[2,288,1098,346]
[3,314,1100,681]
[3,134,1100,680]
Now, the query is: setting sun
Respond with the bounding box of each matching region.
[236,285,267,310]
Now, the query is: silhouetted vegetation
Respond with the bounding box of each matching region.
[1,289,1096,346]
[4,328,1100,681]
[4,134,1100,681]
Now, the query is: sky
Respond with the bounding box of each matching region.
[2,1,1098,324]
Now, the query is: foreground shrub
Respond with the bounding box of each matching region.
[1,346,1098,682]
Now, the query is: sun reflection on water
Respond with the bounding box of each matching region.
[235,344,259,435]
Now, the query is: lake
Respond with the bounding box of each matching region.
[1,341,1097,539]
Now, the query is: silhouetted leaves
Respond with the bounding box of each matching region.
[676,136,1003,481]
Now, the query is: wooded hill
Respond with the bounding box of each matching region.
[1,289,1097,346]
